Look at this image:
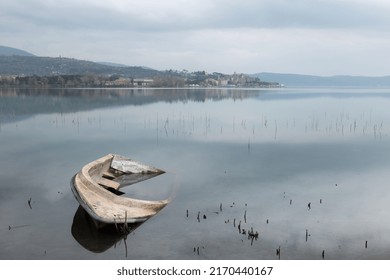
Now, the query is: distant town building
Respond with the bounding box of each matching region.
[133,78,154,87]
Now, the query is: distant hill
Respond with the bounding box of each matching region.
[253,72,390,87]
[0,52,279,88]
[0,55,162,77]
[0,45,35,56]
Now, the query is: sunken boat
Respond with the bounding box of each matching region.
[71,154,169,228]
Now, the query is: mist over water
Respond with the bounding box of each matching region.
[1,87,390,259]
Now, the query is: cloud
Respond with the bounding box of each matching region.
[1,0,390,75]
[3,0,390,32]
[229,0,390,30]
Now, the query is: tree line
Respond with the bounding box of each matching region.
[0,73,281,88]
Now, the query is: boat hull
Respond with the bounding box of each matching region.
[71,154,169,228]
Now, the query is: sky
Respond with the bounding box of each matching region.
[1,0,390,76]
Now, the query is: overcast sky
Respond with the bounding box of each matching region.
[1,0,390,76]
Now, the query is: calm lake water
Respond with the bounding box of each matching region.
[1,87,390,260]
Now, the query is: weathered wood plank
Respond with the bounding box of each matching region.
[102,171,116,180]
[98,177,120,190]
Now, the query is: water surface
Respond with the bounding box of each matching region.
[1,87,390,259]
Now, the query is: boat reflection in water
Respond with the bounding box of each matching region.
[71,206,142,254]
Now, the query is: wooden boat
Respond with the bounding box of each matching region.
[71,154,169,228]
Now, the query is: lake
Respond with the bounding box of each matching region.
[1,87,390,260]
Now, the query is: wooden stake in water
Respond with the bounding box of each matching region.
[123,235,128,258]
[156,113,159,145]
[274,120,278,140]
[124,211,129,233]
